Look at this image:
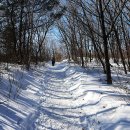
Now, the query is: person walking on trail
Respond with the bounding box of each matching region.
[52,57,55,66]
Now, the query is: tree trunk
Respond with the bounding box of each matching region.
[99,0,112,84]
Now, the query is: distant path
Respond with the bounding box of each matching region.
[26,61,130,130]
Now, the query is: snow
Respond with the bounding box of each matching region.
[0,60,130,130]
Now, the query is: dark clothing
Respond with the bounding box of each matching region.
[52,57,55,66]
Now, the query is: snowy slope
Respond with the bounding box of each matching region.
[0,61,130,130]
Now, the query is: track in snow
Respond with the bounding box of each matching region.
[24,61,130,130]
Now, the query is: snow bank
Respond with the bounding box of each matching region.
[0,61,130,130]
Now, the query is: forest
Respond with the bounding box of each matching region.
[0,0,130,83]
[0,0,130,130]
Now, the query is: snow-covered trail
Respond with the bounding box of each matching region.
[24,61,130,130]
[34,62,87,130]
